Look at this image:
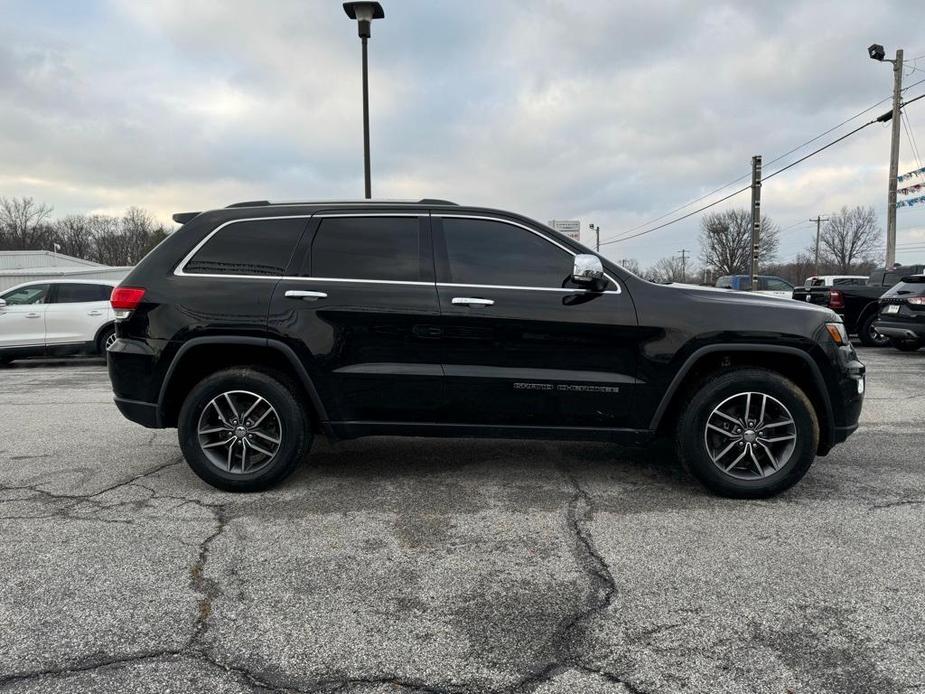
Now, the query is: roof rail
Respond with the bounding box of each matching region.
[226,200,271,208]
[224,199,459,208]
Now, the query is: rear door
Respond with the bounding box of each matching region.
[268,212,443,424]
[0,283,49,349]
[433,214,637,429]
[44,283,113,346]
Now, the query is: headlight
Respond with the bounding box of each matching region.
[825,322,848,346]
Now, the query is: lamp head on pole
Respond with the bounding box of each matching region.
[868,43,886,62]
[343,2,384,38]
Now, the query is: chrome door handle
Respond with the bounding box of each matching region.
[451,297,494,307]
[285,290,328,301]
[26,313,41,319]
[87,310,103,316]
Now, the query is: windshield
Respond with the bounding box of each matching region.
[882,276,925,297]
[1,284,50,305]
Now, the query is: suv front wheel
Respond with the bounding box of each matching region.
[676,368,819,498]
[178,368,310,492]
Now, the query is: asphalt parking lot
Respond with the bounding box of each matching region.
[0,346,923,693]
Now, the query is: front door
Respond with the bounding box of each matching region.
[0,283,49,350]
[433,215,638,430]
[269,213,444,425]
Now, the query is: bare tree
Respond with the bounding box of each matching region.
[618,258,641,275]
[53,215,96,259]
[645,255,691,284]
[817,206,882,272]
[699,209,779,276]
[0,197,54,250]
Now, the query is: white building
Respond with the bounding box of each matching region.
[0,251,131,291]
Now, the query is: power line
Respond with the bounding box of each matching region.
[902,111,923,170]
[602,117,883,247]
[606,93,897,243]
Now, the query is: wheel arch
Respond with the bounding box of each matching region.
[93,321,116,348]
[157,337,332,437]
[650,344,835,455]
[854,301,880,332]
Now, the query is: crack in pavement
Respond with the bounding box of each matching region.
[0,454,645,694]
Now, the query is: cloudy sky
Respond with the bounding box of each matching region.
[2,0,925,268]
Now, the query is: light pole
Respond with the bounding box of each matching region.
[344,2,385,199]
[868,43,904,267]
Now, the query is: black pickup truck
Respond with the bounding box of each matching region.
[797,265,925,346]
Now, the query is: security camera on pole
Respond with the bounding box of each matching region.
[868,43,904,267]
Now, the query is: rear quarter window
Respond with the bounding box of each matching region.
[184,218,306,276]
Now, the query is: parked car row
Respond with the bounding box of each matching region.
[0,280,118,366]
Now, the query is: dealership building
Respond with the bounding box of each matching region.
[0,251,130,292]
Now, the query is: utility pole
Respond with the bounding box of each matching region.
[749,155,762,291]
[589,223,600,252]
[678,248,688,280]
[886,48,904,267]
[810,215,830,276]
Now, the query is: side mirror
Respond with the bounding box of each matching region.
[0,298,6,310]
[572,254,606,290]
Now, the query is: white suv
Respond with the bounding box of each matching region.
[0,280,117,366]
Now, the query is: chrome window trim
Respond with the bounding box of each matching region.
[437,282,619,295]
[174,215,314,278]
[175,212,427,278]
[173,212,622,296]
[435,214,621,294]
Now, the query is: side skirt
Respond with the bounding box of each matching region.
[327,421,654,445]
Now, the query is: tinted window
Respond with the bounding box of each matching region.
[185,219,305,276]
[882,276,925,297]
[832,277,866,286]
[1,284,49,305]
[311,217,421,281]
[442,218,573,287]
[763,278,793,291]
[884,272,901,287]
[55,283,111,303]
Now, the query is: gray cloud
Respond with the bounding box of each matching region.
[1,0,924,266]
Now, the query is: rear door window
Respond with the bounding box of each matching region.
[54,283,111,303]
[184,219,306,276]
[764,278,793,291]
[310,217,424,282]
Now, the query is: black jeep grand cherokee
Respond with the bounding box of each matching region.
[108,199,864,497]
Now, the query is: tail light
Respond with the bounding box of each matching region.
[110,286,146,320]
[828,289,845,310]
[908,297,925,306]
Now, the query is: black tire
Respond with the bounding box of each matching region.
[858,312,890,347]
[0,356,10,367]
[97,325,116,355]
[891,339,923,352]
[676,368,819,499]
[178,368,311,492]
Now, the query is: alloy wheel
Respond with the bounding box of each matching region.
[703,391,797,480]
[104,331,117,350]
[197,390,282,474]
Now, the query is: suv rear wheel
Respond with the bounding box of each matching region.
[676,368,819,498]
[178,368,310,492]
[858,312,890,347]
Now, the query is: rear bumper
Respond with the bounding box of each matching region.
[114,396,161,428]
[872,319,925,341]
